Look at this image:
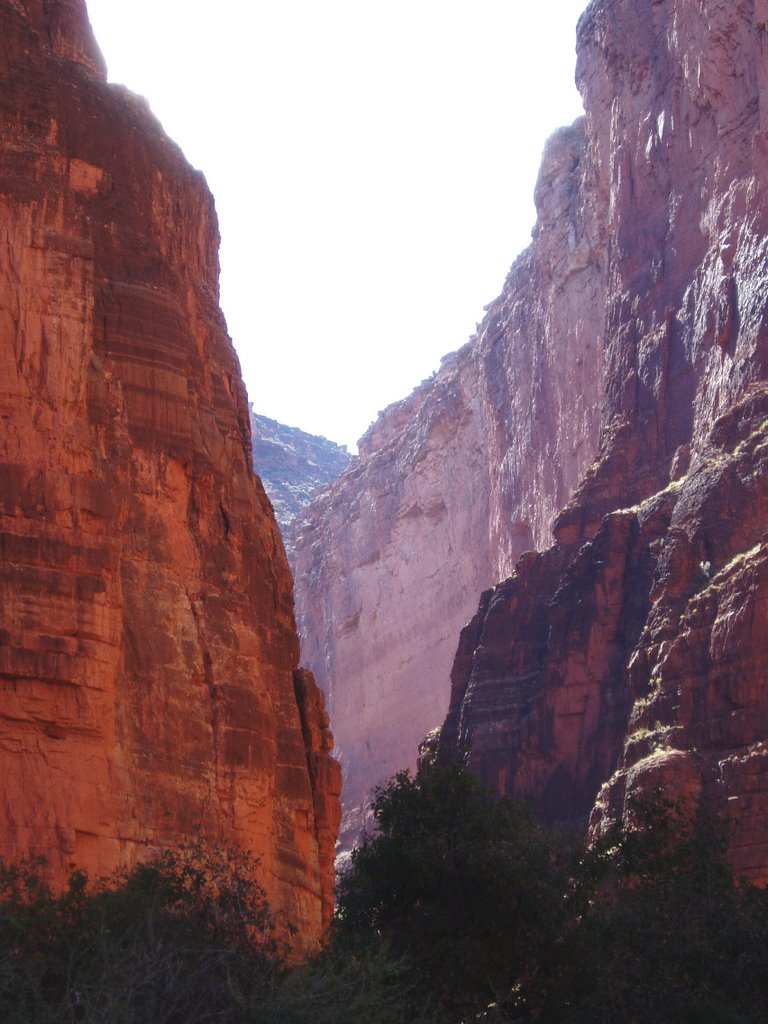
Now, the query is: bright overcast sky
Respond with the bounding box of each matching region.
[85,1,587,452]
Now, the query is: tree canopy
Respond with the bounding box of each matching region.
[3,763,768,1022]
[335,761,768,1023]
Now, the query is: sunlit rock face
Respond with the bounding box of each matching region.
[294,0,768,873]
[442,0,768,879]
[0,0,340,949]
[291,109,606,850]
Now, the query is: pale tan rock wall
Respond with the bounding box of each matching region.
[291,116,606,847]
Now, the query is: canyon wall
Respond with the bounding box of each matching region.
[250,411,351,529]
[291,113,607,844]
[441,0,768,878]
[294,0,768,872]
[0,0,339,946]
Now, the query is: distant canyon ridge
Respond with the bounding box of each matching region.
[249,412,351,530]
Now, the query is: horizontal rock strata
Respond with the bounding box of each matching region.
[291,0,768,877]
[290,118,606,846]
[0,0,340,948]
[441,0,768,876]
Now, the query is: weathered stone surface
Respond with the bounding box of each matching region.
[293,669,342,929]
[0,0,339,951]
[19,0,106,77]
[292,0,768,871]
[250,411,351,530]
[589,387,768,881]
[291,116,606,849]
[441,0,768,876]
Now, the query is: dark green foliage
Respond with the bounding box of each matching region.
[335,764,768,1024]
[0,842,435,1024]
[4,772,768,1023]
[256,943,440,1024]
[335,760,576,1019]
[0,842,283,1024]
[541,798,768,1024]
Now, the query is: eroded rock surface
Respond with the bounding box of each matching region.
[0,0,339,948]
[250,411,351,529]
[441,0,768,875]
[291,43,606,851]
[293,0,768,870]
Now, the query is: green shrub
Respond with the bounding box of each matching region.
[334,760,576,1020]
[537,797,768,1023]
[4,781,768,1023]
[334,766,768,1024]
[257,943,440,1024]
[0,841,437,1024]
[0,842,282,1024]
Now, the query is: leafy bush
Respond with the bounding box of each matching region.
[257,943,440,1024]
[335,764,768,1024]
[335,760,576,1020]
[0,842,283,1024]
[541,798,768,1024]
[0,841,436,1024]
[4,773,768,1023]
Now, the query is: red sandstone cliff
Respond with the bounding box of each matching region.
[294,0,768,870]
[0,0,340,946]
[441,0,768,878]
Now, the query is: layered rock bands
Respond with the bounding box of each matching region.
[442,0,768,881]
[293,0,768,874]
[0,0,340,947]
[292,40,605,851]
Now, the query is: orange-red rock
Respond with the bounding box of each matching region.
[0,0,339,950]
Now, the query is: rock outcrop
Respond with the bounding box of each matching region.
[291,54,605,851]
[0,0,340,948]
[441,0,768,877]
[250,411,351,529]
[295,0,768,873]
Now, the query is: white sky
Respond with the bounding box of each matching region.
[85,1,587,452]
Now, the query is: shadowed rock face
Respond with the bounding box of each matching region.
[441,0,768,878]
[249,411,351,530]
[0,0,339,948]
